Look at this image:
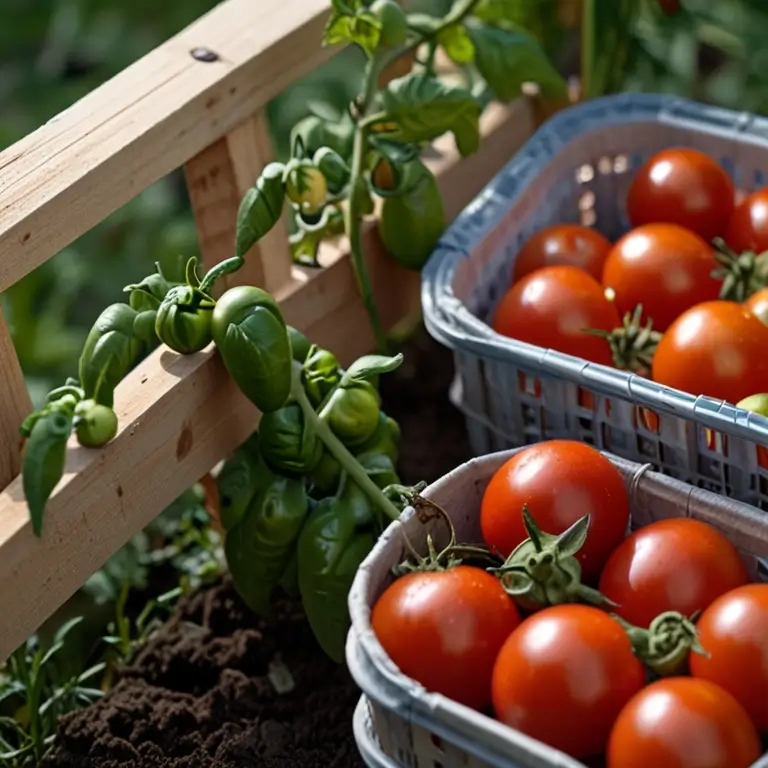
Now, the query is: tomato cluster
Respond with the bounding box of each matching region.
[370,441,768,767]
[492,147,768,427]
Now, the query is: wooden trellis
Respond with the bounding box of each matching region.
[0,0,534,661]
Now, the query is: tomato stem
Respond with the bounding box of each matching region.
[611,610,708,678]
[491,509,616,610]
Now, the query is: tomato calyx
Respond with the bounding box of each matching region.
[712,237,768,302]
[393,491,502,576]
[612,610,708,677]
[582,304,661,374]
[490,507,615,610]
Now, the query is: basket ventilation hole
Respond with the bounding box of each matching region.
[434,763,444,768]
[576,164,594,184]
[598,156,613,174]
[431,733,444,752]
[613,155,629,174]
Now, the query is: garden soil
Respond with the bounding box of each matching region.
[42,327,474,768]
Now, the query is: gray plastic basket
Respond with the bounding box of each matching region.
[421,93,768,508]
[347,447,768,768]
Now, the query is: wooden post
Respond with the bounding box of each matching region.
[0,309,32,490]
[184,111,294,294]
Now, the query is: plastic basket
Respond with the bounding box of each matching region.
[421,92,768,508]
[347,447,768,768]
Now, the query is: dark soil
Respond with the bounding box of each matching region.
[43,327,473,768]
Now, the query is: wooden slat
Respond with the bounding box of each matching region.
[185,111,293,294]
[0,98,534,661]
[0,310,32,490]
[0,0,334,294]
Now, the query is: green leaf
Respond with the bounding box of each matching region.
[374,74,481,158]
[235,162,286,258]
[466,19,567,101]
[323,6,382,55]
[341,353,403,385]
[472,0,531,27]
[438,23,476,64]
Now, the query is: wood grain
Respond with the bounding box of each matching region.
[0,0,333,293]
[0,310,32,491]
[0,99,533,661]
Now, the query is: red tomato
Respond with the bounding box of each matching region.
[513,224,612,283]
[480,441,629,581]
[598,518,749,628]
[657,0,681,14]
[627,148,735,242]
[690,584,768,733]
[492,266,620,366]
[371,566,521,711]
[607,677,762,768]
[602,223,721,332]
[745,287,768,324]
[651,300,768,405]
[725,187,768,254]
[492,605,645,759]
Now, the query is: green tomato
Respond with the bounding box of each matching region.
[737,394,768,417]
[371,0,408,47]
[284,160,328,215]
[74,399,119,448]
[326,381,381,448]
[155,285,214,355]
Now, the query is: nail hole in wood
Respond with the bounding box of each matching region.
[190,47,219,63]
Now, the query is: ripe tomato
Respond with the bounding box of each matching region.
[598,518,749,628]
[690,584,768,733]
[492,266,620,366]
[626,148,735,242]
[745,287,768,324]
[651,300,768,405]
[492,605,645,759]
[513,224,612,283]
[480,441,629,581]
[602,223,721,332]
[607,677,762,768]
[657,0,681,14]
[725,187,768,255]
[371,566,521,711]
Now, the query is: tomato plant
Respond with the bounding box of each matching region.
[480,441,629,580]
[745,287,768,324]
[725,187,768,255]
[626,148,735,242]
[690,584,768,733]
[371,565,521,711]
[607,677,762,768]
[602,223,721,332]
[492,266,620,367]
[513,224,612,283]
[651,300,768,405]
[598,517,749,628]
[492,605,645,759]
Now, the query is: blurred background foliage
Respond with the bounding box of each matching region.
[2,0,768,685]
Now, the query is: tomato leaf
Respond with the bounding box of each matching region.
[471,0,530,27]
[341,353,404,385]
[466,19,567,101]
[438,23,476,64]
[374,74,481,158]
[323,0,382,55]
[236,162,286,258]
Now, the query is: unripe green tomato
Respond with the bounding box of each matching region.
[155,286,214,355]
[737,394,768,417]
[74,400,119,448]
[327,381,381,447]
[285,161,328,215]
[371,0,408,47]
[310,451,343,496]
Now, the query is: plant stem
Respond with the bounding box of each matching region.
[199,255,245,295]
[346,54,389,354]
[291,364,401,523]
